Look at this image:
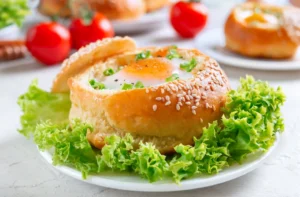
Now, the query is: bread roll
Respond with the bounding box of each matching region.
[52,37,230,154]
[224,3,300,59]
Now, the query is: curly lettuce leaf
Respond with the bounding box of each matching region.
[18,76,285,183]
[131,142,169,182]
[169,76,285,182]
[18,80,71,137]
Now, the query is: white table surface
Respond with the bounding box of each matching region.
[1,7,300,197]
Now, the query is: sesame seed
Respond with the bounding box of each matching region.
[205,86,209,91]
[192,94,197,97]
[205,103,209,109]
[185,95,190,100]
[186,102,191,105]
[153,105,157,111]
[210,85,215,91]
[202,96,207,100]
[161,89,165,94]
[196,102,200,106]
[166,96,170,101]
[212,105,216,111]
[189,95,193,100]
[165,101,171,106]
[192,110,196,115]
[178,102,183,106]
[200,118,203,123]
[192,106,197,109]
[156,97,162,101]
[177,94,183,98]
[176,104,180,111]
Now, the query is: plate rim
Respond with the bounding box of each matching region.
[38,134,281,192]
[195,28,300,71]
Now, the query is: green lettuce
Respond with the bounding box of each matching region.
[17,80,71,137]
[18,76,285,183]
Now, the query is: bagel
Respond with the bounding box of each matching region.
[52,37,230,154]
[224,3,300,59]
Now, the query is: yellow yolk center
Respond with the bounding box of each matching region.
[245,13,268,24]
[123,58,173,80]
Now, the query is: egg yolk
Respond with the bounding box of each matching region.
[123,58,173,80]
[245,13,268,24]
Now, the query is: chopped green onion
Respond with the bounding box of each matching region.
[136,51,152,61]
[89,79,106,90]
[166,46,182,60]
[121,83,134,90]
[134,81,144,89]
[180,58,197,72]
[166,74,180,82]
[103,68,115,76]
[117,66,124,72]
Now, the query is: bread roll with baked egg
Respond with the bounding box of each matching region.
[224,3,300,59]
[53,37,230,154]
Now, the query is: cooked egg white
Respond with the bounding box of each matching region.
[102,57,193,89]
[237,10,279,28]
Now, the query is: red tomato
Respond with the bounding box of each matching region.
[26,22,71,65]
[170,1,208,38]
[70,13,114,50]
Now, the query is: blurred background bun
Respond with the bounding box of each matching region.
[38,0,170,20]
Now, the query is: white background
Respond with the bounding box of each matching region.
[0,4,300,197]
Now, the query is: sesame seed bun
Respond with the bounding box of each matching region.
[224,3,300,59]
[52,37,136,93]
[59,38,230,154]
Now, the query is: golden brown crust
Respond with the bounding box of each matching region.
[38,0,146,20]
[224,3,299,59]
[144,0,170,12]
[68,46,230,154]
[52,37,136,93]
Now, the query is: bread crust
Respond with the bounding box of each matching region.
[67,46,230,154]
[38,0,146,20]
[75,0,146,20]
[224,3,299,59]
[144,0,170,12]
[52,37,136,93]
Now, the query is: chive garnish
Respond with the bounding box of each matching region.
[166,74,180,82]
[180,58,197,72]
[136,51,152,60]
[89,79,106,90]
[103,68,115,76]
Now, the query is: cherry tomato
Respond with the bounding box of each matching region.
[170,1,208,38]
[26,22,71,65]
[70,13,114,50]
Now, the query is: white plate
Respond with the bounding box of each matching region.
[111,8,168,34]
[195,28,300,70]
[38,135,280,192]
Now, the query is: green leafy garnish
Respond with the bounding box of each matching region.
[89,79,106,90]
[134,81,144,89]
[136,51,152,60]
[103,68,115,76]
[0,0,30,29]
[18,76,285,183]
[166,73,180,82]
[121,83,134,90]
[122,81,144,90]
[180,58,197,72]
[17,80,71,137]
[166,46,182,60]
